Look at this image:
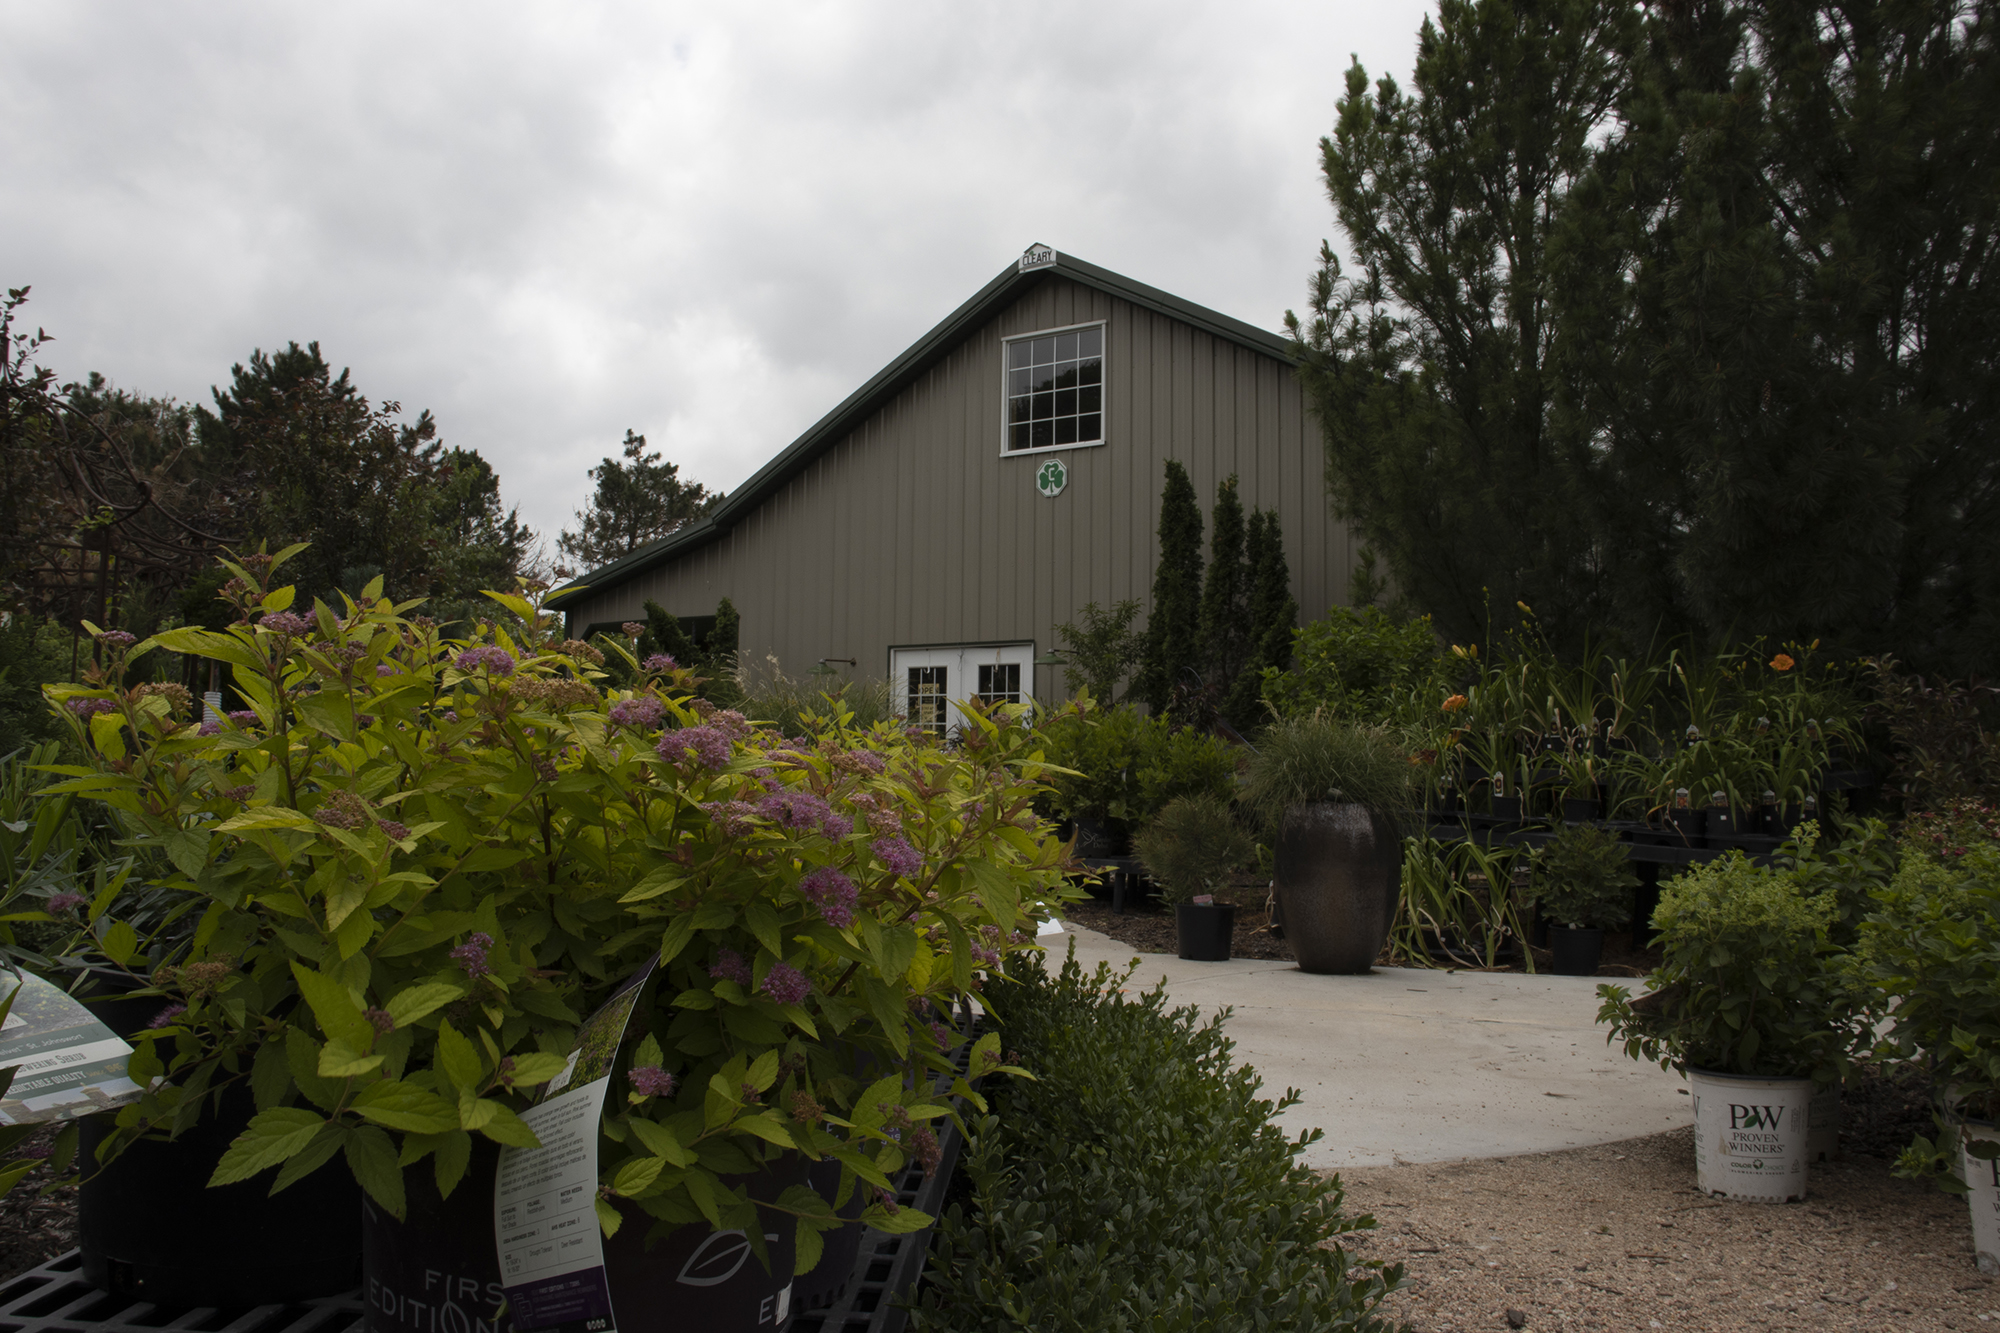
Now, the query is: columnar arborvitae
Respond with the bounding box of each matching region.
[1196,474,1250,689]
[1135,460,1204,715]
[1222,508,1298,729]
[711,597,740,668]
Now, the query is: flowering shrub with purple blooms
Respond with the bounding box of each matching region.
[45,546,1070,1264]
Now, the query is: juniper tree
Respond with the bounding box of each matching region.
[1222,508,1298,729]
[1134,460,1204,714]
[1196,475,1252,693]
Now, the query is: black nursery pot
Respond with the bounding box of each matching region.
[1175,902,1236,962]
[1561,795,1600,824]
[81,1082,363,1309]
[1548,926,1604,977]
[1070,815,1131,860]
[1489,795,1523,822]
[1666,807,1707,846]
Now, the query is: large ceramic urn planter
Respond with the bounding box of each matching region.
[1272,802,1402,974]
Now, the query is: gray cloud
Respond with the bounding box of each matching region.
[1,0,1435,553]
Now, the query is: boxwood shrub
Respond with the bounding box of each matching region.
[905,948,1406,1332]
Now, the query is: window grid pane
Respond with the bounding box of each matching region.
[1003,325,1105,451]
[976,664,1022,707]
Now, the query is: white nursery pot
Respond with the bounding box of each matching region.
[1966,1120,2000,1276]
[1690,1068,1813,1203]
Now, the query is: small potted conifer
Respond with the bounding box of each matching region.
[1528,824,1638,975]
[1134,794,1255,962]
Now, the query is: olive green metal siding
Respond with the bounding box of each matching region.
[563,276,1358,696]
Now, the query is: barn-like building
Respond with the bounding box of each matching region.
[547,245,1362,729]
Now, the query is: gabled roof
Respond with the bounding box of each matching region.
[547,248,1297,610]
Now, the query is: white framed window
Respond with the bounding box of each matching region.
[1002,322,1104,455]
[891,643,1035,735]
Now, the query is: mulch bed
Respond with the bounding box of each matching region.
[0,1126,80,1283]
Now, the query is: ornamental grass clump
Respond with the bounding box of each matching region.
[1239,713,1411,827]
[44,546,1065,1268]
[1132,794,1255,905]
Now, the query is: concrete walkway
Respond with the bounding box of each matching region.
[1046,922,1692,1172]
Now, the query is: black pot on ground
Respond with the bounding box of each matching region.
[1273,803,1403,975]
[366,1138,807,1333]
[1561,795,1600,824]
[1071,815,1130,859]
[1548,926,1604,976]
[1489,795,1523,822]
[1175,902,1236,961]
[82,1083,363,1308]
[1708,804,1738,839]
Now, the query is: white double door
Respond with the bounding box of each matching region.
[889,642,1035,736]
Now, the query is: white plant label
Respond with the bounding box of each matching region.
[495,958,656,1333]
[0,971,144,1125]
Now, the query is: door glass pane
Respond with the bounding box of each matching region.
[977,663,1022,706]
[908,667,949,736]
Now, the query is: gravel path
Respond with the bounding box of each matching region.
[1336,1126,1998,1331]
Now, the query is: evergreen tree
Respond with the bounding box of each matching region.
[1551,0,2000,673]
[558,430,720,571]
[1288,0,1637,653]
[1223,509,1299,729]
[1052,600,1146,704]
[1196,475,1251,690]
[1134,460,1204,714]
[711,597,740,669]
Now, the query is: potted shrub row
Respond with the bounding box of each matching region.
[42,548,1063,1326]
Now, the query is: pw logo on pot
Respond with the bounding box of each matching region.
[1729,1103,1786,1131]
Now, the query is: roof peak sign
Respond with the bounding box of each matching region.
[1018,243,1056,273]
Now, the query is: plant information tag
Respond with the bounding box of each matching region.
[495,958,656,1333]
[0,971,144,1125]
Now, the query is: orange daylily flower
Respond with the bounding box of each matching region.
[1770,653,1795,672]
[1442,694,1469,712]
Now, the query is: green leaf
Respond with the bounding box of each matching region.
[733,1114,798,1150]
[318,1038,384,1079]
[628,1117,691,1167]
[270,1122,348,1194]
[505,1053,572,1089]
[217,807,320,833]
[345,1125,407,1218]
[620,866,686,905]
[795,1217,824,1277]
[384,982,465,1029]
[98,920,138,967]
[743,899,784,958]
[208,1107,326,1186]
[860,1203,932,1235]
[613,1155,666,1198]
[594,1196,624,1237]
[291,963,374,1050]
[351,1079,460,1134]
[436,1020,483,1094]
[473,1102,541,1149]
[435,1129,474,1198]
[658,914,697,964]
[745,1051,780,1094]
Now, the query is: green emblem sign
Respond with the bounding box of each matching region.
[1036,458,1068,498]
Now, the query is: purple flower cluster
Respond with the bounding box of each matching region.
[907,1125,943,1177]
[844,749,886,775]
[366,1007,396,1034]
[65,697,116,720]
[873,836,923,879]
[756,790,851,839]
[759,962,811,1007]
[454,646,517,677]
[451,931,495,979]
[99,630,137,650]
[608,696,667,731]
[700,800,758,836]
[376,664,399,677]
[259,612,312,637]
[641,654,677,673]
[657,725,734,769]
[223,785,255,802]
[376,818,411,842]
[148,1003,187,1029]
[46,892,86,914]
[629,1065,677,1098]
[799,866,859,928]
[198,720,221,736]
[227,710,260,727]
[709,948,753,985]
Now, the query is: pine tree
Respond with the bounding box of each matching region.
[1289,0,1637,654]
[1196,475,1251,690]
[558,430,720,571]
[1134,460,1204,715]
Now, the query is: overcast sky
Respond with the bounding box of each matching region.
[2,1,1437,558]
